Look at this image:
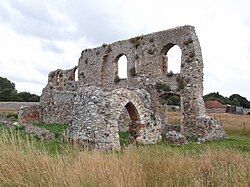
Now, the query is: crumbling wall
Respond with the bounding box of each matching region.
[0,102,39,113]
[19,104,43,124]
[76,25,226,140]
[39,67,78,124]
[118,108,131,132]
[68,87,162,151]
[19,25,226,150]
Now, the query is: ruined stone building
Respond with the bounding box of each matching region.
[19,25,226,150]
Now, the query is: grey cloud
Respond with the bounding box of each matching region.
[0,0,133,44]
[41,41,64,54]
[1,0,68,41]
[1,71,45,85]
[61,1,129,43]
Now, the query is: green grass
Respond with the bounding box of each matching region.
[0,123,73,155]
[33,123,68,138]
[1,122,250,155]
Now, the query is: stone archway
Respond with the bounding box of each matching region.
[110,88,162,148]
[69,87,162,151]
[118,101,142,144]
[125,102,141,138]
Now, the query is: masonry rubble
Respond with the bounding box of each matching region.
[165,131,188,145]
[18,25,226,150]
[0,114,55,140]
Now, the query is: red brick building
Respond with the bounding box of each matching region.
[205,100,226,113]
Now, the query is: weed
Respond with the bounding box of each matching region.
[167,70,174,78]
[130,36,143,49]
[155,82,171,92]
[114,76,120,83]
[147,49,155,55]
[130,67,137,77]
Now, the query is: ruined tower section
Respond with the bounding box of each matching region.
[39,67,78,124]
[19,25,226,150]
[70,25,225,148]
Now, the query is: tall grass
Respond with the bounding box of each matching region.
[211,113,250,135]
[168,112,250,135]
[0,128,249,186]
[0,113,249,186]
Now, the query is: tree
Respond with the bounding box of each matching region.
[229,94,250,108]
[15,92,40,102]
[203,92,250,108]
[203,92,231,105]
[0,77,17,101]
[167,95,180,106]
[231,98,240,106]
[0,76,40,102]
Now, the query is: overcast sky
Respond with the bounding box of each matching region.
[0,0,249,99]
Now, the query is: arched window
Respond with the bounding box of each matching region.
[117,55,128,79]
[57,71,61,84]
[167,45,181,73]
[162,44,181,75]
[74,68,78,81]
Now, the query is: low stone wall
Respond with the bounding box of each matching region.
[206,108,226,113]
[18,104,43,124]
[0,114,55,140]
[0,102,39,113]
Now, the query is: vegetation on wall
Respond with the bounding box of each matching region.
[155,82,171,92]
[129,67,137,77]
[167,95,180,106]
[0,76,40,102]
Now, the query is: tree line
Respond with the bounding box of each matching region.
[167,92,250,108]
[0,76,40,102]
[203,92,250,108]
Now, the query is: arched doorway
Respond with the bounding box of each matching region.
[118,101,141,146]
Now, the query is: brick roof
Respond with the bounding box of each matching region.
[205,100,225,109]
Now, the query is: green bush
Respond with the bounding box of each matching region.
[155,82,171,92]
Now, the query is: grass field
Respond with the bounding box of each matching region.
[0,112,249,186]
[168,111,250,135]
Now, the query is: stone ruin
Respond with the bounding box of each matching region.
[19,25,226,150]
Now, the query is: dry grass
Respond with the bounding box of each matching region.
[167,111,250,135]
[211,113,250,135]
[0,130,249,187]
[0,113,249,186]
[167,111,182,125]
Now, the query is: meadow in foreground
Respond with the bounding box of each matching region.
[0,113,249,187]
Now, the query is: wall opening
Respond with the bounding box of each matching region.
[56,71,62,85]
[74,68,78,81]
[117,55,128,79]
[162,44,181,74]
[164,93,182,125]
[118,102,141,146]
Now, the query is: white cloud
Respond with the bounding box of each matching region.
[0,0,249,100]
